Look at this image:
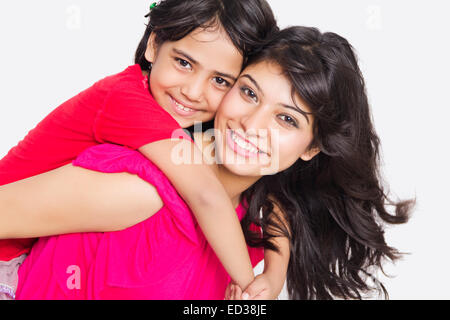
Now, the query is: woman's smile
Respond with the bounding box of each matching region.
[227,129,261,158]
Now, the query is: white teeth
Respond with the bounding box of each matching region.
[231,131,259,154]
[174,100,194,112]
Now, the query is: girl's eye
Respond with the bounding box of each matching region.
[240,86,258,102]
[175,58,192,70]
[213,77,231,88]
[278,114,298,128]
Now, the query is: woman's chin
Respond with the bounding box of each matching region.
[220,161,265,178]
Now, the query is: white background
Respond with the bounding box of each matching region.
[0,1,449,299]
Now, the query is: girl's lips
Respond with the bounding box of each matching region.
[169,96,198,117]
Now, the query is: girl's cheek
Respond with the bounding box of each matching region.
[209,94,223,113]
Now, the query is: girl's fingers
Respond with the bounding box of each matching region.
[224,282,236,300]
[230,285,235,300]
[233,285,242,300]
[224,284,231,300]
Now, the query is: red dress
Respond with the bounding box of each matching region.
[0,65,187,261]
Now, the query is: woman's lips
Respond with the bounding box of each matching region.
[169,96,198,117]
[226,129,268,159]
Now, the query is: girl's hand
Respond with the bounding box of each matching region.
[224,281,242,300]
[225,274,279,300]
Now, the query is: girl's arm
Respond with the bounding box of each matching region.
[226,206,291,300]
[139,139,255,291]
[0,164,163,239]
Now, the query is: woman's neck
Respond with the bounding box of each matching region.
[193,132,260,208]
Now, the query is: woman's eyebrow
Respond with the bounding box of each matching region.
[281,104,310,124]
[240,74,262,93]
[241,73,310,124]
[172,48,238,82]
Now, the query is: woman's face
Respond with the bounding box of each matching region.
[214,60,320,177]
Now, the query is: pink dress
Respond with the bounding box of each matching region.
[15,144,264,300]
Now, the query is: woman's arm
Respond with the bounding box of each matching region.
[259,233,290,298]
[139,139,255,291]
[0,164,163,239]
[261,206,291,294]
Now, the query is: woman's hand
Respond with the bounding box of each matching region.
[224,273,279,300]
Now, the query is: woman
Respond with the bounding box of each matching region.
[0,27,413,300]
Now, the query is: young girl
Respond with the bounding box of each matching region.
[2,26,413,300]
[0,0,278,299]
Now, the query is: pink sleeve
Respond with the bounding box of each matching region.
[93,83,190,150]
[72,144,202,245]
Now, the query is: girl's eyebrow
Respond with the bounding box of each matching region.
[173,48,198,65]
[172,48,238,82]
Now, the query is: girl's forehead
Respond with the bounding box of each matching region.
[187,23,230,43]
[167,26,243,77]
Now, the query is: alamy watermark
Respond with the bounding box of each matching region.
[66,265,81,290]
[66,5,82,31]
[170,122,281,175]
[366,5,383,31]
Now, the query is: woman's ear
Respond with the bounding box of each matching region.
[299,147,320,162]
[144,33,158,64]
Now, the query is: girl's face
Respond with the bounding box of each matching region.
[214,60,320,177]
[145,25,243,128]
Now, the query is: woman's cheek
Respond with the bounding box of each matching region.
[277,138,307,170]
[220,86,242,113]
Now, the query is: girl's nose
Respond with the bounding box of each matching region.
[181,76,205,103]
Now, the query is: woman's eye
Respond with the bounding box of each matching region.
[240,87,258,102]
[278,114,298,128]
[213,77,231,88]
[175,58,192,70]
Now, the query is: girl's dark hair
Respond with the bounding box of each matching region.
[135,0,278,71]
[240,26,415,300]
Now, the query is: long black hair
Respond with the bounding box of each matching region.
[240,27,415,300]
[134,0,278,71]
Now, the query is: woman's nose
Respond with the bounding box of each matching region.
[241,106,270,135]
